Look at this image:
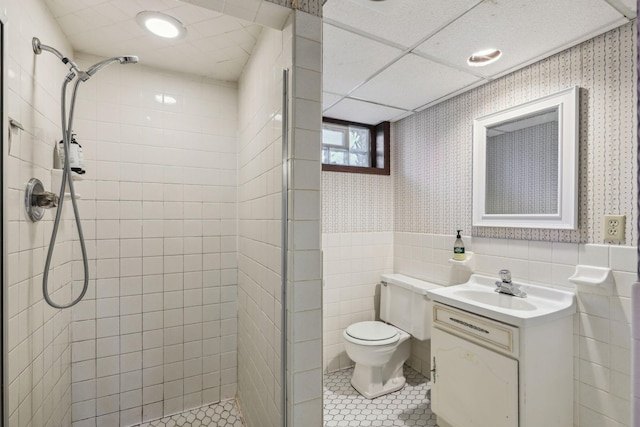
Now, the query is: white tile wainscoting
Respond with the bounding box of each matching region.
[322,232,394,373]
[322,231,634,426]
[394,232,635,427]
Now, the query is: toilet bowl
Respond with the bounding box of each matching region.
[343,321,411,399]
[342,274,442,399]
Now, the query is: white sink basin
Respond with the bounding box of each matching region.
[426,274,576,327]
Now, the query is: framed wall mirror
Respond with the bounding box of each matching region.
[472,86,579,229]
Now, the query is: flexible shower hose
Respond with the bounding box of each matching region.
[42,76,90,309]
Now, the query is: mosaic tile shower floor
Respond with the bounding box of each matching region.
[324,365,438,426]
[136,400,245,427]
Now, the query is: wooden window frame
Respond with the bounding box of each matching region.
[322,117,390,175]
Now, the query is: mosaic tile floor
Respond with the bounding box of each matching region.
[324,365,438,427]
[135,366,431,427]
[137,400,245,427]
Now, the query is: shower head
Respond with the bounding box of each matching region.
[118,56,139,65]
[33,37,138,79]
[82,55,139,80]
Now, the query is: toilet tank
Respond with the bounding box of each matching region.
[380,274,442,340]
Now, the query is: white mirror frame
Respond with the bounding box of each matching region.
[472,86,579,229]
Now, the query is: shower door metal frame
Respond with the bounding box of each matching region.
[1,10,8,426]
[281,68,289,427]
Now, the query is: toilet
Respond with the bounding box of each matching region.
[343,274,442,399]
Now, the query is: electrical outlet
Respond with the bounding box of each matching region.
[604,214,625,241]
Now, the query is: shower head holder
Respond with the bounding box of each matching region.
[32,37,42,54]
[32,37,81,73]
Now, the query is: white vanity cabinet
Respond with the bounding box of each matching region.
[431,302,573,427]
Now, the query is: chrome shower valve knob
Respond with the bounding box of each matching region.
[25,178,58,221]
[34,190,59,208]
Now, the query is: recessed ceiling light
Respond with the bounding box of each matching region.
[136,11,186,39]
[467,49,502,67]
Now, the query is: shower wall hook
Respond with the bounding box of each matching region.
[8,117,24,153]
[9,117,24,131]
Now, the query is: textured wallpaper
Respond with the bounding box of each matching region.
[485,121,559,215]
[322,171,394,233]
[266,0,322,16]
[394,22,637,244]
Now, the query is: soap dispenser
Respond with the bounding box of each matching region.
[453,230,466,261]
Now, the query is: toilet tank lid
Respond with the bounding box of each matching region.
[381,274,442,295]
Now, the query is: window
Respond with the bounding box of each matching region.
[322,117,390,175]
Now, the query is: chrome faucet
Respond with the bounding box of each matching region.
[494,269,527,298]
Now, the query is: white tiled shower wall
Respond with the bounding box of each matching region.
[4,0,77,425]
[321,21,637,427]
[4,3,322,427]
[67,57,239,426]
[236,10,324,427]
[236,22,290,427]
[287,11,323,426]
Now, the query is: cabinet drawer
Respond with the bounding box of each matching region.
[433,303,519,357]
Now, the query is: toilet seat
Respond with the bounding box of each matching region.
[345,321,401,346]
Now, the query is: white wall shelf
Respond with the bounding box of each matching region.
[569,264,614,295]
[448,251,474,271]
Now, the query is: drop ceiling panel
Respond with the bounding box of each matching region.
[323,92,343,111]
[323,24,403,95]
[351,54,481,111]
[609,0,637,17]
[323,0,481,49]
[324,98,408,125]
[183,0,291,28]
[621,0,637,13]
[44,0,262,81]
[415,0,627,78]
